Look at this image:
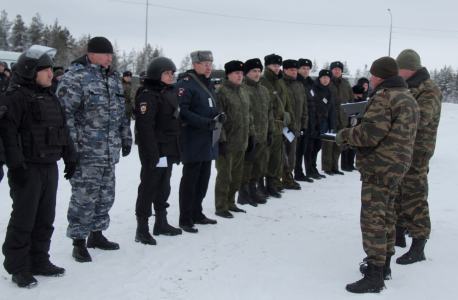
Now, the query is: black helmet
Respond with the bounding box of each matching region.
[16,45,56,79]
[146,57,176,81]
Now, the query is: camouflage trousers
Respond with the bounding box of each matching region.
[361,182,397,267]
[395,158,431,239]
[241,142,268,186]
[321,140,343,171]
[67,165,116,240]
[266,135,282,178]
[274,138,297,187]
[215,150,244,213]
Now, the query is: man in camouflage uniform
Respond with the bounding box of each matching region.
[260,54,295,198]
[215,60,254,218]
[281,60,308,190]
[130,71,147,144]
[57,37,132,263]
[394,49,442,265]
[238,58,273,207]
[336,57,419,293]
[323,61,354,175]
[121,71,133,124]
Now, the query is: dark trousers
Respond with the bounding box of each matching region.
[179,161,212,226]
[136,164,172,217]
[294,134,308,177]
[306,138,322,176]
[341,148,356,169]
[3,163,58,275]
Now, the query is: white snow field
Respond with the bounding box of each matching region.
[0,103,457,300]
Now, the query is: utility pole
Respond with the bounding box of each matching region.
[144,0,149,71]
[388,9,392,57]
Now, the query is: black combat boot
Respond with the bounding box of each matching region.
[248,183,267,204]
[135,217,157,245]
[257,177,270,199]
[396,238,427,265]
[12,270,38,288]
[237,185,258,207]
[309,173,322,180]
[360,256,392,280]
[294,174,314,183]
[31,261,65,277]
[346,262,385,293]
[332,169,344,175]
[153,210,183,236]
[87,231,120,250]
[72,239,92,263]
[395,225,407,248]
[324,170,334,176]
[266,177,282,198]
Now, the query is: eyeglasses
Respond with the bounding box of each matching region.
[197,62,213,68]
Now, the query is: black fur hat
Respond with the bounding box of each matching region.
[330,61,344,72]
[318,69,332,79]
[123,71,132,77]
[352,84,365,95]
[283,59,299,70]
[244,58,263,73]
[224,60,245,76]
[298,59,312,68]
[264,53,283,66]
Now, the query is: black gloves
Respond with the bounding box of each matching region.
[219,113,227,124]
[64,162,77,180]
[0,165,3,183]
[149,157,160,169]
[218,142,227,158]
[122,146,131,157]
[328,128,334,134]
[247,136,255,153]
[287,127,295,136]
[10,166,27,187]
[267,132,273,147]
[208,119,217,131]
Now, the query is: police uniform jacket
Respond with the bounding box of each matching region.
[312,80,336,138]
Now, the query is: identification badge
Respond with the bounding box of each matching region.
[323,98,328,104]
[208,98,213,107]
[310,90,315,96]
[140,102,147,114]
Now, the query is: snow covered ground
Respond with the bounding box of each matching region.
[0,103,457,300]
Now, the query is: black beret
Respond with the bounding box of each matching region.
[330,61,344,72]
[224,60,245,76]
[352,84,365,95]
[319,69,332,79]
[87,36,113,54]
[283,59,299,70]
[298,58,312,68]
[264,53,283,66]
[244,58,263,73]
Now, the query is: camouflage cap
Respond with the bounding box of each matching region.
[396,49,421,70]
[190,50,213,63]
[370,56,399,79]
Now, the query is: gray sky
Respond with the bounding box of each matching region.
[4,0,458,73]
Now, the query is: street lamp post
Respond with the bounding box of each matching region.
[388,9,392,57]
[144,0,149,71]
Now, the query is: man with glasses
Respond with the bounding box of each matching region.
[175,50,225,233]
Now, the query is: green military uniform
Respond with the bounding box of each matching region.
[281,74,308,187]
[322,76,353,171]
[240,76,274,186]
[395,67,442,239]
[130,80,144,140]
[215,79,254,213]
[260,68,295,181]
[121,79,133,123]
[338,75,419,267]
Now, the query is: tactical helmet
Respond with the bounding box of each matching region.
[16,45,56,79]
[146,57,176,81]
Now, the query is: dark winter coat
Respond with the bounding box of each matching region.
[297,73,319,136]
[135,80,182,166]
[174,70,219,164]
[0,72,9,95]
[312,80,336,138]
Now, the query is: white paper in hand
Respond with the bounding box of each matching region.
[156,157,168,167]
[283,127,295,142]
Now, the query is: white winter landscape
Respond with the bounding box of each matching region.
[0,103,457,300]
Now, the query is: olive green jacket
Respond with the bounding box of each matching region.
[283,75,308,137]
[121,79,133,119]
[241,77,274,144]
[216,79,255,151]
[260,68,295,135]
[329,76,354,130]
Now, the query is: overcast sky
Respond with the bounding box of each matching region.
[3,0,458,73]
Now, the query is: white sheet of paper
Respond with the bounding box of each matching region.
[156,156,167,167]
[310,90,315,96]
[323,133,337,137]
[208,98,213,107]
[283,127,295,142]
[323,98,328,104]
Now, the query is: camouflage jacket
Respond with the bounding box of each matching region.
[406,67,442,160]
[241,76,274,144]
[260,68,295,135]
[329,76,354,130]
[339,76,419,186]
[57,55,132,166]
[121,79,133,120]
[283,74,308,137]
[216,79,254,151]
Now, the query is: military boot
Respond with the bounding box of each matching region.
[237,185,258,207]
[360,256,392,280]
[135,216,157,245]
[248,183,267,204]
[72,239,92,263]
[87,231,120,250]
[31,261,66,277]
[266,177,282,198]
[346,263,385,294]
[257,177,270,199]
[395,225,407,248]
[396,238,427,265]
[12,270,38,288]
[153,210,183,236]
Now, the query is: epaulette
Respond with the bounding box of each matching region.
[184,76,191,81]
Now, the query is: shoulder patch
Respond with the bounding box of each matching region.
[58,86,67,98]
[178,88,185,97]
[184,76,191,81]
[140,102,147,114]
